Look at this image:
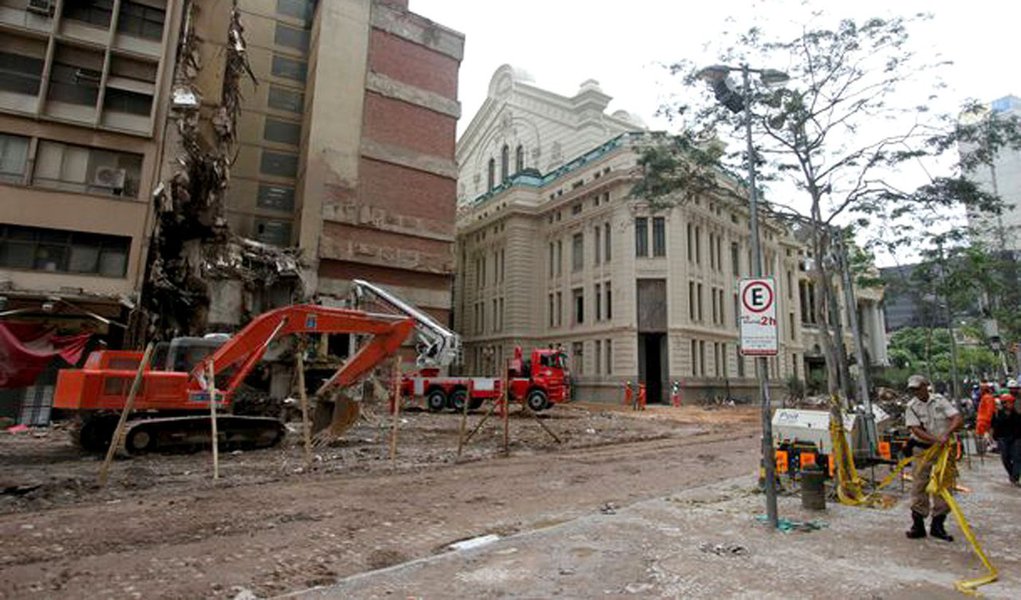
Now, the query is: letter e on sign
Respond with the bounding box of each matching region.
[739,278,778,356]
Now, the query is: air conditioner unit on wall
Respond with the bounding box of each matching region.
[92,167,127,191]
[26,0,54,16]
[74,69,101,85]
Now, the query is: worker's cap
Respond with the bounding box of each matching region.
[906,374,929,389]
[1000,393,1016,405]
[1008,378,1019,388]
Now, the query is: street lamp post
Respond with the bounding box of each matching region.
[698,64,789,530]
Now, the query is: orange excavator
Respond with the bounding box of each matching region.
[53,305,414,454]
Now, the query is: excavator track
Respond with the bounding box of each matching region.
[116,415,286,455]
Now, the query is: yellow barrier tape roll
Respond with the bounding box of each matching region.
[827,400,997,595]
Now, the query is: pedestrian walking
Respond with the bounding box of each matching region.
[976,382,997,452]
[904,374,963,541]
[991,392,1021,486]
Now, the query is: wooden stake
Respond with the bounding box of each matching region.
[207,360,220,480]
[98,343,154,487]
[463,399,498,446]
[389,356,401,466]
[457,380,472,459]
[527,403,562,444]
[296,348,312,469]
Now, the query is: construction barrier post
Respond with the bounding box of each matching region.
[296,348,312,470]
[206,360,220,481]
[98,343,154,487]
[389,356,401,466]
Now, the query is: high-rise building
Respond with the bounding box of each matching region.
[963,95,1021,250]
[0,0,181,335]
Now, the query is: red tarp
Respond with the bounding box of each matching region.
[0,323,91,389]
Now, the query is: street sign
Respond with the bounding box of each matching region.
[739,278,778,356]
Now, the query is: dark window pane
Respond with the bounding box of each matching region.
[0,52,45,96]
[652,216,666,257]
[277,0,315,22]
[268,86,304,113]
[271,55,307,82]
[263,118,301,146]
[0,133,30,182]
[0,224,128,275]
[260,150,299,177]
[98,245,128,276]
[275,23,310,52]
[48,63,100,106]
[635,217,648,257]
[255,219,292,246]
[105,88,153,115]
[256,184,296,212]
[0,241,34,269]
[63,0,114,28]
[117,1,166,40]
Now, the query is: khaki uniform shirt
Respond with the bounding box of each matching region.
[905,393,959,440]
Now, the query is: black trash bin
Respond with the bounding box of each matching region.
[801,464,826,510]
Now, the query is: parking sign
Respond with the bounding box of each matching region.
[739,278,778,356]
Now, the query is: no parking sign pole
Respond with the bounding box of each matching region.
[740,277,779,529]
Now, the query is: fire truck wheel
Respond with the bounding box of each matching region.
[426,389,447,412]
[450,389,468,412]
[526,389,549,412]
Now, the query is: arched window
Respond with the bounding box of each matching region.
[515,145,524,173]
[500,144,510,182]
[487,158,496,191]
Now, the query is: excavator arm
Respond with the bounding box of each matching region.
[186,304,414,398]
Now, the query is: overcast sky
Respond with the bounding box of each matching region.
[410,0,1020,265]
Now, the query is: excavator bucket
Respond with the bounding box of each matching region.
[311,390,360,445]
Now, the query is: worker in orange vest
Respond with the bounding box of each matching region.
[637,383,647,411]
[623,381,634,407]
[976,382,998,451]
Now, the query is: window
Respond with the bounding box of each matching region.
[548,242,555,278]
[699,340,706,376]
[572,232,583,271]
[571,203,582,215]
[604,222,611,262]
[493,299,498,331]
[548,293,555,328]
[48,62,100,106]
[499,249,505,283]
[256,184,295,212]
[34,140,143,198]
[709,233,715,269]
[695,226,701,264]
[556,240,562,276]
[595,340,602,375]
[275,22,310,52]
[0,51,45,96]
[254,219,292,246]
[499,297,504,331]
[594,226,601,265]
[790,312,796,340]
[260,150,299,177]
[605,339,612,374]
[687,223,694,262]
[272,55,307,82]
[515,145,524,173]
[697,283,704,322]
[652,217,666,257]
[268,86,304,113]
[277,0,315,22]
[104,89,152,116]
[595,283,602,320]
[487,158,495,191]
[117,1,166,41]
[688,281,696,321]
[0,224,129,277]
[691,339,698,376]
[712,288,719,324]
[572,287,584,325]
[556,291,562,327]
[64,0,114,28]
[500,145,509,181]
[573,342,584,375]
[605,282,612,320]
[0,134,30,184]
[787,270,794,298]
[731,242,740,275]
[716,236,723,272]
[635,217,648,257]
[714,342,721,376]
[722,343,729,377]
[264,118,302,146]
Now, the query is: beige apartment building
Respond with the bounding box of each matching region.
[454,66,887,403]
[0,0,180,332]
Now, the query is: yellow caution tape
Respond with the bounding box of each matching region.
[827,400,998,595]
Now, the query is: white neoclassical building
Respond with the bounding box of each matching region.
[453,65,887,403]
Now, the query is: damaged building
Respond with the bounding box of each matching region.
[0,0,464,424]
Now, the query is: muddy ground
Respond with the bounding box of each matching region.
[0,402,761,599]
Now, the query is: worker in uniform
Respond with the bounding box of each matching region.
[991,392,1021,486]
[671,380,682,407]
[624,380,634,408]
[904,374,963,541]
[975,382,997,454]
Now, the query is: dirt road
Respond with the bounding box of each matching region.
[0,404,760,599]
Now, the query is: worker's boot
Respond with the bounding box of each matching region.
[905,512,927,539]
[930,514,954,542]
